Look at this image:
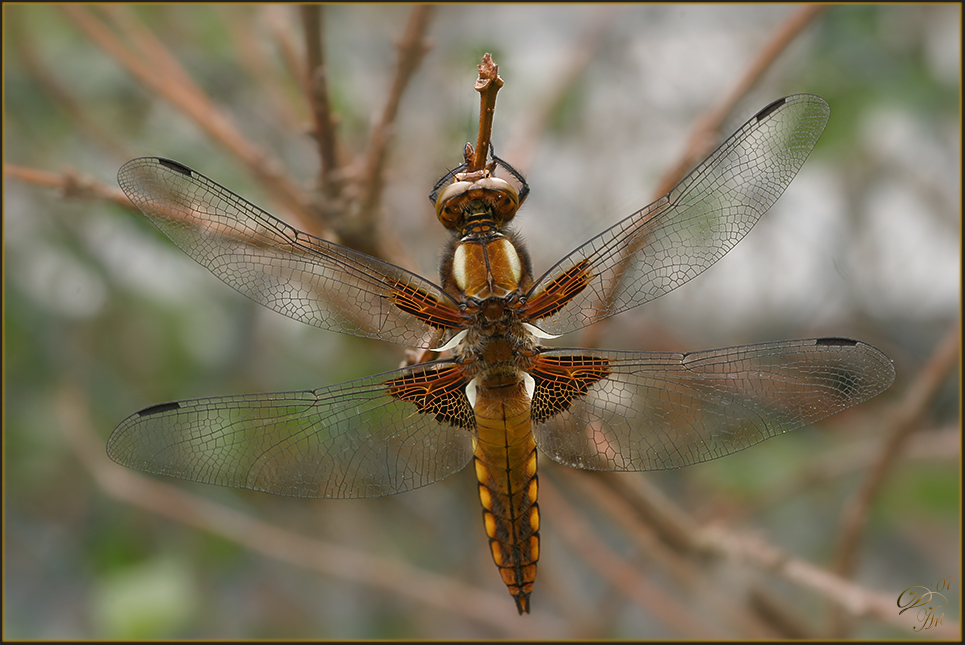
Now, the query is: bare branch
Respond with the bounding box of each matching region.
[698,523,960,636]
[564,465,962,637]
[579,4,827,351]
[59,4,321,237]
[469,53,504,173]
[5,164,130,209]
[300,5,341,200]
[553,469,782,638]
[540,475,723,638]
[350,5,435,257]
[651,4,827,197]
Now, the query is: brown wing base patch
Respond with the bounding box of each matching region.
[522,259,592,321]
[386,365,475,429]
[530,354,611,423]
[387,279,466,330]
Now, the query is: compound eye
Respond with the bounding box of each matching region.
[474,177,519,224]
[435,181,473,229]
[433,176,520,230]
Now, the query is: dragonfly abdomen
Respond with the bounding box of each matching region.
[471,376,540,614]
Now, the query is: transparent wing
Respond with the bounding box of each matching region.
[107,363,476,498]
[118,157,465,349]
[525,94,830,335]
[530,338,895,471]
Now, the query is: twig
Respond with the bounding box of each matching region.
[579,4,827,352]
[540,475,722,638]
[468,53,504,173]
[747,587,816,639]
[5,164,131,209]
[577,465,962,636]
[698,523,960,635]
[349,5,435,257]
[300,5,342,202]
[650,4,828,198]
[555,469,782,638]
[59,4,319,237]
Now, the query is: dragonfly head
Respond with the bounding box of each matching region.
[434,172,520,233]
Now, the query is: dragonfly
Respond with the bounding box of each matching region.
[108,93,895,614]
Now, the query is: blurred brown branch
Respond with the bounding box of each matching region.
[59,4,317,235]
[5,163,131,209]
[548,464,960,638]
[300,5,341,204]
[579,4,828,352]
[829,321,961,635]
[650,4,828,198]
[348,5,435,258]
[544,472,780,638]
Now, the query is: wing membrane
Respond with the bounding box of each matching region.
[107,363,475,498]
[531,338,895,471]
[525,94,830,335]
[118,157,464,348]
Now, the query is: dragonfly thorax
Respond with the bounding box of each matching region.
[450,234,525,300]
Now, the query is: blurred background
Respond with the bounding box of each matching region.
[4,4,960,639]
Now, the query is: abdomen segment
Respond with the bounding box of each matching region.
[472,380,540,614]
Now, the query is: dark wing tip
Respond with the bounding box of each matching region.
[137,401,182,416]
[815,337,859,347]
[755,96,787,122]
[156,158,194,176]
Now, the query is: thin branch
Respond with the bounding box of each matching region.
[540,475,723,638]
[747,587,816,639]
[650,4,828,198]
[300,5,342,201]
[576,465,961,637]
[5,164,131,209]
[578,4,827,352]
[59,4,320,237]
[698,522,960,636]
[553,469,782,638]
[349,4,435,257]
[468,53,504,173]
